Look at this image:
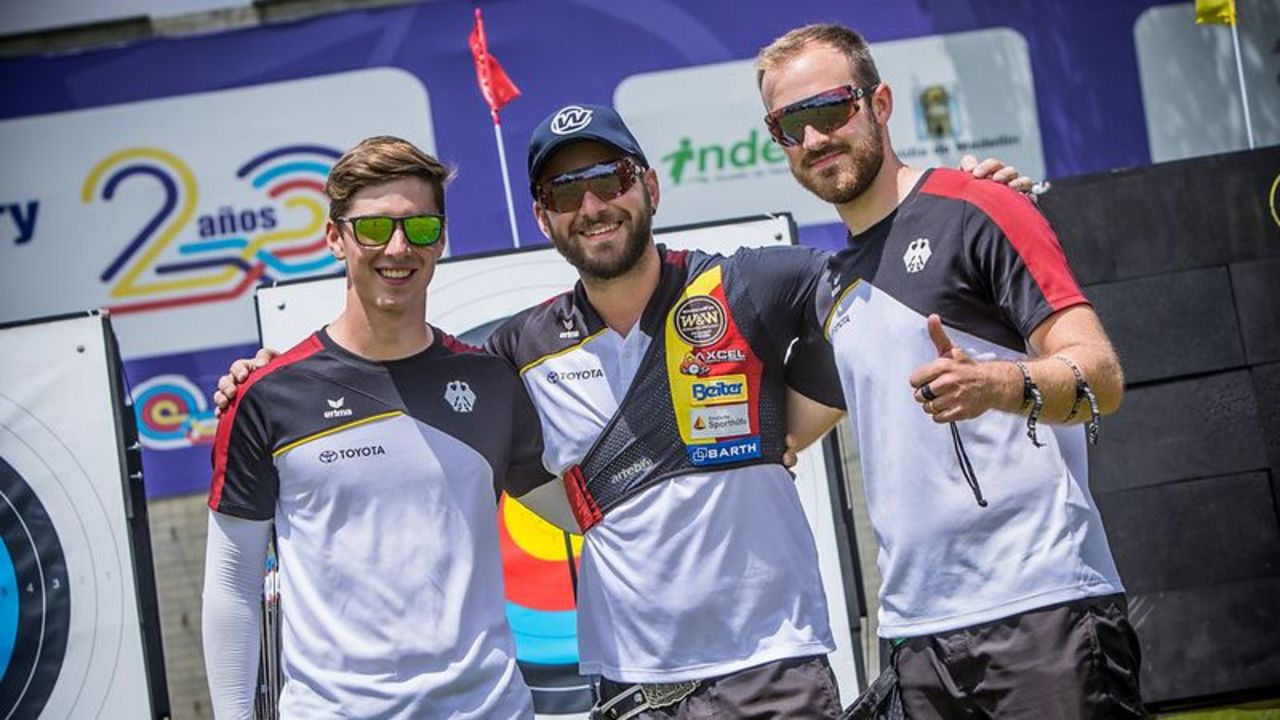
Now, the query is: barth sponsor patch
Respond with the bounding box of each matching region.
[687,436,761,466]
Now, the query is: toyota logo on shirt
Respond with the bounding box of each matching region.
[318,445,385,463]
[546,368,604,384]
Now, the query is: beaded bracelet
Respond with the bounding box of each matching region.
[1054,355,1100,445]
[1014,360,1044,447]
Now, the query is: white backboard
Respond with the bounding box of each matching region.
[0,313,159,718]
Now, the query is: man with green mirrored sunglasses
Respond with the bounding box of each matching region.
[203,135,545,719]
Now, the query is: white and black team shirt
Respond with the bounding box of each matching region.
[210,328,545,718]
[811,168,1125,638]
[488,247,837,684]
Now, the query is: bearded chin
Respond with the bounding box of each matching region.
[552,206,653,281]
[798,123,886,205]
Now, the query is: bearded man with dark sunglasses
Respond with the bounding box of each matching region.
[203,136,546,719]
[758,24,1145,719]
[484,104,848,718]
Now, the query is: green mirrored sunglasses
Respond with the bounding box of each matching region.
[339,213,445,247]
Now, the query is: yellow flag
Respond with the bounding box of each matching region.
[1195,0,1237,25]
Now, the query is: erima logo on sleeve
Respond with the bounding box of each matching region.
[558,315,581,339]
[445,381,476,413]
[324,397,353,419]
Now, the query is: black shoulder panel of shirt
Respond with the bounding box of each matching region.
[823,167,1086,353]
[486,243,838,369]
[485,245,704,372]
[211,326,549,515]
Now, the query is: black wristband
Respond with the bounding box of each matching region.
[1054,355,1100,445]
[1014,361,1044,448]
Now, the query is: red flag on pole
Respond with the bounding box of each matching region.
[469,8,521,120]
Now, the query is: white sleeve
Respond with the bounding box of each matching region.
[202,511,271,720]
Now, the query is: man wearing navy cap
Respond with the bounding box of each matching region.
[489,102,846,717]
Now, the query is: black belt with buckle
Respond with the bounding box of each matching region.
[592,680,700,720]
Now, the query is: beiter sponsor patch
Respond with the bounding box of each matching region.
[689,374,748,405]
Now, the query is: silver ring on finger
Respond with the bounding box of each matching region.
[924,400,936,415]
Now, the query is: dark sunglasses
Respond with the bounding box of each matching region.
[537,157,643,213]
[338,213,445,247]
[764,83,879,147]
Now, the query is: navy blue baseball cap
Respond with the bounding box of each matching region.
[527,103,649,193]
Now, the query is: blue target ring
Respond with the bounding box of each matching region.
[0,539,17,680]
[0,454,70,719]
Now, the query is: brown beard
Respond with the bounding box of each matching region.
[792,112,885,205]
[549,188,654,281]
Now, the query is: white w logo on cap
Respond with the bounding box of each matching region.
[550,105,593,135]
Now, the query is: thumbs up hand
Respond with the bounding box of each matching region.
[927,313,961,359]
[908,314,1010,423]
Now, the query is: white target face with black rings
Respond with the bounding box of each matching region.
[0,452,69,719]
[0,315,151,719]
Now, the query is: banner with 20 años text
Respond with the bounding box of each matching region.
[1,69,433,492]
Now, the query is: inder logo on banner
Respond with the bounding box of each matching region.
[0,68,436,360]
[614,28,1045,228]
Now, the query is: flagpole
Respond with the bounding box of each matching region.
[1228,18,1255,149]
[471,7,523,249]
[491,113,522,248]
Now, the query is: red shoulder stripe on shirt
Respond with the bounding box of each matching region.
[664,248,690,269]
[921,169,1085,312]
[208,333,325,512]
[435,327,482,355]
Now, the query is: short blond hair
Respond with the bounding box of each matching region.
[326,136,455,220]
[756,23,881,89]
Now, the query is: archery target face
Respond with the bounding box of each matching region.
[0,315,152,719]
[257,215,862,715]
[0,453,68,720]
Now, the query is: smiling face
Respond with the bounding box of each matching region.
[325,176,445,318]
[760,43,888,206]
[532,141,658,282]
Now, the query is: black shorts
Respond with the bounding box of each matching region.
[894,594,1147,719]
[595,654,842,719]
